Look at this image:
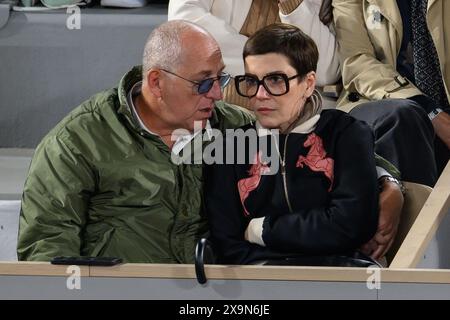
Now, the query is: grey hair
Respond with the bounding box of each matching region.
[142,20,204,79]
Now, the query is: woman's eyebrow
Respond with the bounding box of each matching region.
[244,71,285,77]
[265,71,285,75]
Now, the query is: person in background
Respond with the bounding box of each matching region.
[333,0,450,187]
[168,0,340,109]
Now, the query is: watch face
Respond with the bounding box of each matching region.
[428,108,443,121]
[387,176,399,184]
[384,176,406,194]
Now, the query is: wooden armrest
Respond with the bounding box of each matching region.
[389,161,450,268]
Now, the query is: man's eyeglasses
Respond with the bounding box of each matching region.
[235,73,303,98]
[161,69,231,95]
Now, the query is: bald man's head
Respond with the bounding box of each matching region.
[142,20,219,79]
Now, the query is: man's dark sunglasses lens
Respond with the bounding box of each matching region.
[198,74,231,94]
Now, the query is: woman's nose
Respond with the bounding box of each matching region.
[255,83,270,99]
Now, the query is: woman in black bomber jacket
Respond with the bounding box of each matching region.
[204,23,379,265]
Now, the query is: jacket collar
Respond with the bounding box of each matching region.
[428,0,438,11]
[369,0,439,26]
[369,0,443,63]
[117,65,144,132]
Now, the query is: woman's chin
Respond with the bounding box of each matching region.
[258,119,280,130]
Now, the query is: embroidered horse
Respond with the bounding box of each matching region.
[237,151,270,216]
[296,133,334,191]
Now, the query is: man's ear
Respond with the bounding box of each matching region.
[146,69,163,98]
[304,71,317,98]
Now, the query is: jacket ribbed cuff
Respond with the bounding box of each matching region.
[278,0,303,15]
[246,217,266,247]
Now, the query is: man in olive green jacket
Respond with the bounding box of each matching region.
[17,21,253,263]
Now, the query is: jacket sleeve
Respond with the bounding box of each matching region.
[280,0,341,86]
[333,0,422,100]
[17,134,95,261]
[261,120,379,254]
[168,0,249,76]
[204,162,281,265]
[375,153,401,180]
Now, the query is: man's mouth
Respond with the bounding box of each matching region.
[198,106,214,118]
[199,105,214,113]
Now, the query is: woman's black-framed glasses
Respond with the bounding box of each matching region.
[235,73,302,98]
[161,69,231,95]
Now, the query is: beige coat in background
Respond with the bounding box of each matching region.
[333,0,450,112]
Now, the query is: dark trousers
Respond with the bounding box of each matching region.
[350,99,438,186]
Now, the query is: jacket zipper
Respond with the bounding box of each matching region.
[281,134,294,214]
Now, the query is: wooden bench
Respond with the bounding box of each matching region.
[389,161,450,268]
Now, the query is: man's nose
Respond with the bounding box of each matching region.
[205,79,223,100]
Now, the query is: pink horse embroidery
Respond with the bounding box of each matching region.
[237,151,270,216]
[296,133,334,191]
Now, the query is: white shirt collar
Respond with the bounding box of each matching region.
[171,122,212,156]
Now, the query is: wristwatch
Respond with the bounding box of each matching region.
[379,176,406,195]
[428,108,443,121]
